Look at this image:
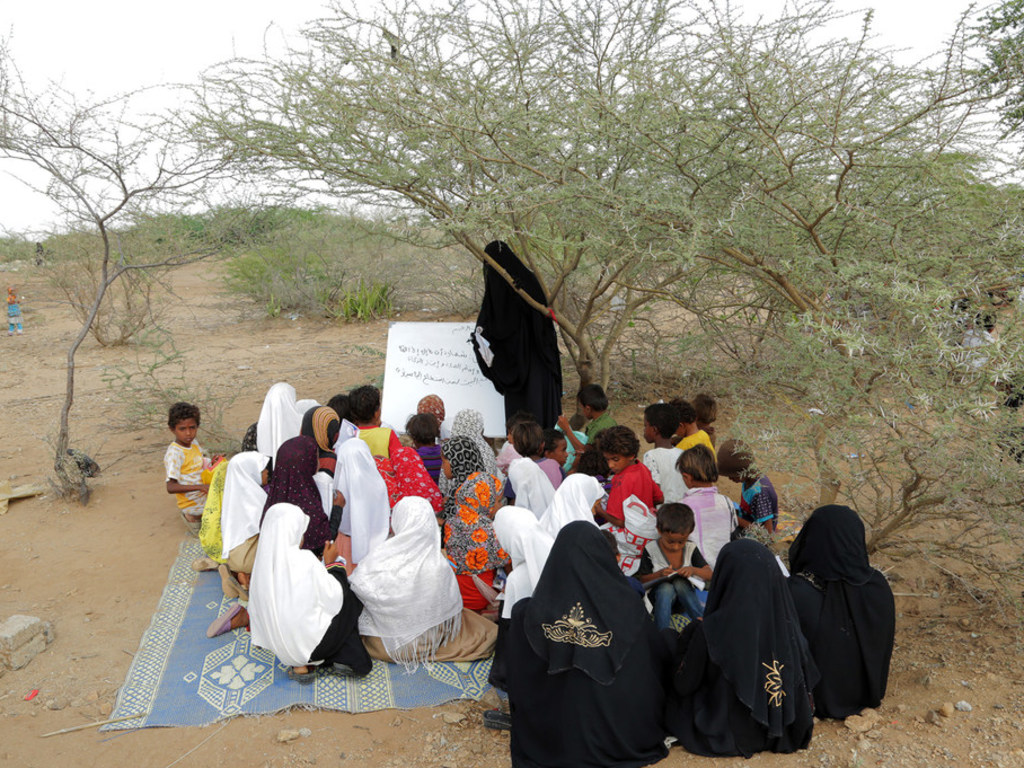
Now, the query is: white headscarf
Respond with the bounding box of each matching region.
[540,474,604,539]
[219,452,269,559]
[493,506,554,619]
[249,503,343,668]
[256,382,319,459]
[508,457,556,519]
[334,438,390,565]
[349,496,462,671]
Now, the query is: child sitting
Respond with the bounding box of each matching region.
[676,444,736,567]
[602,529,644,597]
[596,425,663,574]
[670,398,715,453]
[578,384,616,442]
[497,411,534,474]
[637,503,712,630]
[716,439,778,533]
[164,401,212,535]
[574,445,611,493]
[641,402,686,503]
[508,420,558,516]
[406,412,442,486]
[349,384,402,458]
[692,393,718,446]
[541,428,570,477]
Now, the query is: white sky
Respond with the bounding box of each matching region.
[0,0,981,235]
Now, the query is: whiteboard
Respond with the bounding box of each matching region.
[381,321,506,437]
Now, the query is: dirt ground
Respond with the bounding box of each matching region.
[1,261,1023,768]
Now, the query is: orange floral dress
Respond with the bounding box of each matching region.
[444,472,509,575]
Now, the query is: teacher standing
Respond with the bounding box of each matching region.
[472,240,563,429]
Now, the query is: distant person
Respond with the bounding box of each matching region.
[670,398,715,453]
[788,505,895,719]
[164,401,215,535]
[717,439,778,533]
[578,384,616,442]
[472,239,563,429]
[665,539,817,758]
[641,402,686,503]
[541,427,570,476]
[496,410,534,476]
[7,285,23,335]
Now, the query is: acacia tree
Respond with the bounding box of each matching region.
[198,0,1024,556]
[0,49,225,501]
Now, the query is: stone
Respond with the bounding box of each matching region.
[299,728,312,737]
[6,633,46,670]
[85,691,99,702]
[276,729,301,743]
[845,715,874,733]
[925,710,943,726]
[479,689,502,710]
[99,702,112,716]
[955,700,972,712]
[45,698,67,711]
[442,712,466,725]
[41,622,55,644]
[939,702,955,718]
[0,615,44,652]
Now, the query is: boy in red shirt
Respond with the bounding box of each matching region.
[594,425,663,575]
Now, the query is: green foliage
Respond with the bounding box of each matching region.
[978,0,1024,135]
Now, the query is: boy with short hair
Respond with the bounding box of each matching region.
[641,402,686,503]
[349,384,402,458]
[637,503,713,630]
[676,444,736,568]
[670,398,715,454]
[692,393,718,445]
[595,425,663,575]
[716,439,778,533]
[577,384,616,442]
[164,401,210,534]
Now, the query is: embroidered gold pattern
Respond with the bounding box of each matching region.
[541,603,612,648]
[763,660,785,707]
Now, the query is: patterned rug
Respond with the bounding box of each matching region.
[104,539,496,730]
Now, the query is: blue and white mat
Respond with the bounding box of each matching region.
[105,539,496,729]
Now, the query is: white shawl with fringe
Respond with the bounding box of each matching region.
[349,496,462,671]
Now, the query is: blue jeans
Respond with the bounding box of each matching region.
[653,578,704,630]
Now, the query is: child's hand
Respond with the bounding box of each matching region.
[556,414,571,432]
[200,483,210,493]
[657,567,675,579]
[677,566,695,578]
[323,539,339,564]
[333,490,346,508]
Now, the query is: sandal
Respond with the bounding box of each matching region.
[287,667,317,684]
[483,709,512,730]
[206,603,243,638]
[192,556,219,572]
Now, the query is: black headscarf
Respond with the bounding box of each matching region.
[473,240,561,397]
[441,436,487,519]
[703,539,819,737]
[261,436,330,553]
[522,521,649,685]
[788,505,895,716]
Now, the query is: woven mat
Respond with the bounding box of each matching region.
[104,539,496,729]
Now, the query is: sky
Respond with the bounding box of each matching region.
[0,0,983,235]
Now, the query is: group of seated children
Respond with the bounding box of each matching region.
[162,380,895,765]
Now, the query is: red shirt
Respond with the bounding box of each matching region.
[605,462,663,525]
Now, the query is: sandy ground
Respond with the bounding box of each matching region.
[1,261,1023,768]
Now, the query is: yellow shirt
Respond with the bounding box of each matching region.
[677,430,715,455]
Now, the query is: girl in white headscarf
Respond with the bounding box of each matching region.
[539,474,604,539]
[493,506,554,620]
[249,503,371,683]
[256,382,319,460]
[349,496,497,671]
[333,438,391,568]
[507,457,556,518]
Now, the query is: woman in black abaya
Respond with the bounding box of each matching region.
[472,240,562,429]
[505,521,671,768]
[787,504,895,719]
[666,538,818,758]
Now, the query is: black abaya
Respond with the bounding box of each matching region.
[665,539,817,758]
[505,521,671,768]
[787,505,895,718]
[308,567,372,675]
[473,240,562,428]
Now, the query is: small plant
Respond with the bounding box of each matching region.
[335,279,394,321]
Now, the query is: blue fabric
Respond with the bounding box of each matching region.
[653,579,704,631]
[104,539,498,730]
